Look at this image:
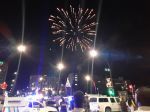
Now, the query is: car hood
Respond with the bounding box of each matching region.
[45,106,57,111]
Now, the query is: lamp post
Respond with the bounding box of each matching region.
[12,44,26,94]
[88,49,98,94]
[89,49,98,58]
[56,62,65,94]
[85,75,91,93]
[39,77,43,89]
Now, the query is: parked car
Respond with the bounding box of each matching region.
[89,95,121,112]
[3,97,58,112]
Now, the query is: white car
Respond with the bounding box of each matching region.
[3,97,58,112]
[89,95,121,112]
[21,101,58,112]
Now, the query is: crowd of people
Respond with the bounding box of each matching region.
[59,91,89,112]
[120,87,150,112]
[58,87,150,112]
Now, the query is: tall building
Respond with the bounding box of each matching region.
[67,73,79,93]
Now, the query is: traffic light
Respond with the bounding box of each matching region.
[128,84,133,93]
[107,88,115,96]
[106,78,112,88]
[129,84,133,89]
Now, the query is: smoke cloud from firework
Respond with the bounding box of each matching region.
[49,5,96,51]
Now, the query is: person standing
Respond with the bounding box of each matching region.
[69,97,74,111]
[127,97,136,112]
[120,97,128,112]
[72,91,85,112]
[134,87,150,112]
[83,96,90,112]
[60,97,68,112]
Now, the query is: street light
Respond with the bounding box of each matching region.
[12,44,27,93]
[88,49,98,94]
[17,44,26,53]
[89,49,98,58]
[39,77,44,89]
[85,75,91,93]
[12,79,15,83]
[56,62,65,94]
[57,62,65,71]
[39,77,43,82]
[85,75,91,81]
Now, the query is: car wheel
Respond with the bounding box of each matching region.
[105,107,111,112]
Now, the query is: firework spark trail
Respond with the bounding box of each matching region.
[49,5,96,51]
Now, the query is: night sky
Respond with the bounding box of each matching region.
[0,0,150,90]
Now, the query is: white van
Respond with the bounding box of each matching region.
[3,97,58,112]
[89,95,121,112]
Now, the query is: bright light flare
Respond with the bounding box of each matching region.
[57,62,65,71]
[17,44,26,53]
[85,75,91,81]
[89,49,98,58]
[39,77,43,81]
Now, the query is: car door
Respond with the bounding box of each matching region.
[110,98,117,111]
[26,102,37,112]
[89,97,99,111]
[110,98,120,111]
[98,98,109,111]
[115,97,121,111]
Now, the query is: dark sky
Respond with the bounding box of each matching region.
[0,0,150,89]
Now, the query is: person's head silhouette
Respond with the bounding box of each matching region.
[135,87,150,106]
[73,91,84,108]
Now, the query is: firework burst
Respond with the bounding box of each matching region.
[49,5,96,51]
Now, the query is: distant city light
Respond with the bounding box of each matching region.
[105,68,110,72]
[75,84,78,86]
[39,77,43,81]
[14,72,17,75]
[12,79,15,83]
